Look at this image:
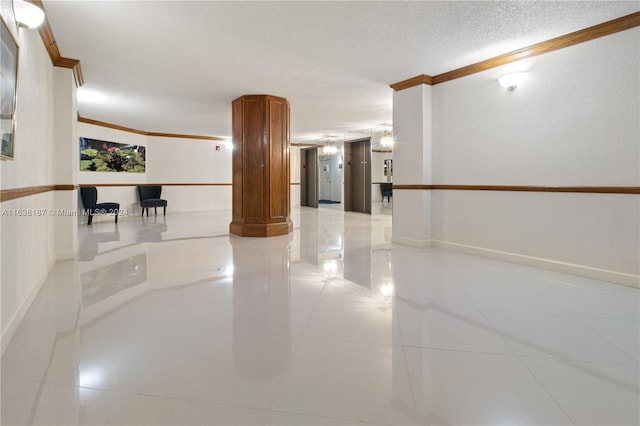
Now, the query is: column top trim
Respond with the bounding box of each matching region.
[232,94,290,105]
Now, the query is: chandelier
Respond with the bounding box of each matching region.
[380,130,394,149]
[322,137,339,155]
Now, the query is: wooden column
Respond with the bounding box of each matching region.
[229,95,293,237]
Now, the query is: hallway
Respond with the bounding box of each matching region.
[2,208,638,425]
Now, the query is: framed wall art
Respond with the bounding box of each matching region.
[1,16,18,160]
[79,137,146,172]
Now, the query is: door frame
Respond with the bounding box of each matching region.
[343,138,371,214]
[300,147,318,207]
[319,157,333,202]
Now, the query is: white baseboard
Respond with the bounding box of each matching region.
[430,240,640,288]
[56,249,76,261]
[392,235,432,249]
[1,256,56,356]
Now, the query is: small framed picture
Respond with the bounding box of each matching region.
[1,16,19,160]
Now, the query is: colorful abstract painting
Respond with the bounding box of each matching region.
[80,137,146,172]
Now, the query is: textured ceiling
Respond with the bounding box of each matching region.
[43,1,639,142]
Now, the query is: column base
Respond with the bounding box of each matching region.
[229,220,293,237]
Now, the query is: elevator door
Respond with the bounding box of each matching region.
[344,139,371,214]
[300,147,318,207]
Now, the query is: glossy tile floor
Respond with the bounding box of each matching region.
[2,207,639,425]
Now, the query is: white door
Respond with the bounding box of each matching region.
[319,159,332,201]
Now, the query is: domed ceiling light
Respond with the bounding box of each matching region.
[14,0,45,28]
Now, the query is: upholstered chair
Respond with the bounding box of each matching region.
[380,183,393,204]
[80,186,120,224]
[137,185,167,216]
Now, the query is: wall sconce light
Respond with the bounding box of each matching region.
[380,130,394,149]
[14,0,45,28]
[498,72,526,91]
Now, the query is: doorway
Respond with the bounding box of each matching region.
[343,138,371,214]
[317,154,342,206]
[300,147,318,207]
[319,158,332,202]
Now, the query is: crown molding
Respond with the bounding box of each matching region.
[391,12,640,91]
[78,116,148,135]
[53,57,84,86]
[146,132,226,141]
[77,116,227,141]
[431,12,640,85]
[30,0,84,87]
[389,74,433,91]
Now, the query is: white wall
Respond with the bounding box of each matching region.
[428,28,640,285]
[146,136,232,213]
[0,25,57,353]
[393,84,433,247]
[53,68,79,259]
[432,31,639,187]
[77,125,235,216]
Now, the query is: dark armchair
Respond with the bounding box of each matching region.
[380,183,393,204]
[80,186,120,225]
[137,185,167,216]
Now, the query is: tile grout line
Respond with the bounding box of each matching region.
[515,357,578,425]
[571,316,640,365]
[265,275,326,411]
[458,275,578,425]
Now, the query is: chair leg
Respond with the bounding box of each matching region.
[154,207,157,215]
[146,208,149,217]
[115,213,118,224]
[163,206,166,216]
[88,213,93,225]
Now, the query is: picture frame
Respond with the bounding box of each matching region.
[79,137,146,173]
[1,15,18,160]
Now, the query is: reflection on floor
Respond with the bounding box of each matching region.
[319,201,393,216]
[2,207,638,425]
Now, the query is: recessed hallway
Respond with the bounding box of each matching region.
[1,208,638,425]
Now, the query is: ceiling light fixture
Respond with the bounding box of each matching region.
[322,137,339,155]
[498,72,526,91]
[380,130,394,148]
[322,144,338,155]
[13,0,45,28]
